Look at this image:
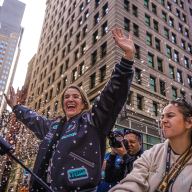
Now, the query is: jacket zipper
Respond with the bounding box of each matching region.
[69,152,95,168]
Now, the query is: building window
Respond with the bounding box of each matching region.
[166,45,172,58]
[184,56,189,68]
[169,17,174,27]
[176,70,183,83]
[72,68,78,82]
[184,28,189,38]
[135,44,140,59]
[69,27,73,37]
[190,8,192,16]
[124,0,130,11]
[95,0,100,8]
[100,65,106,82]
[44,92,48,103]
[182,14,186,23]
[150,76,156,92]
[67,42,71,53]
[100,42,107,58]
[132,5,138,17]
[101,21,108,36]
[124,18,130,31]
[157,57,163,72]
[144,0,149,8]
[187,75,192,88]
[135,68,142,84]
[133,23,139,37]
[74,49,79,61]
[178,23,183,33]
[79,3,84,13]
[169,65,175,79]
[79,61,85,76]
[155,38,161,51]
[76,32,81,44]
[176,9,180,18]
[164,27,169,39]
[93,30,98,44]
[136,94,144,110]
[146,32,152,46]
[181,39,186,50]
[84,9,89,21]
[91,50,97,65]
[94,12,99,25]
[65,58,69,70]
[49,88,53,100]
[160,0,165,5]
[63,77,67,89]
[145,14,150,26]
[147,52,154,68]
[152,101,158,116]
[162,11,167,22]
[150,75,156,92]
[38,99,41,109]
[152,3,157,14]
[172,87,177,100]
[167,2,172,11]
[56,82,61,95]
[81,42,86,55]
[188,44,192,54]
[160,80,166,96]
[82,25,88,38]
[102,2,108,16]
[153,20,159,32]
[173,50,179,63]
[171,33,177,44]
[90,73,96,89]
[78,17,83,27]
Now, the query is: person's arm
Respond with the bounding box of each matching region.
[104,153,116,179]
[91,28,135,135]
[4,87,52,139]
[12,104,52,139]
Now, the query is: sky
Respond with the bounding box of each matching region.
[12,0,46,89]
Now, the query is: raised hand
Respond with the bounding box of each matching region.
[4,86,18,109]
[112,27,135,60]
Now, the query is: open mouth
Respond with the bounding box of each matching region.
[66,103,76,110]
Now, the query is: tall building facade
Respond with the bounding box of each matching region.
[26,0,192,149]
[0,0,25,114]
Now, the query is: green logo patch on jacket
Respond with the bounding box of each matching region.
[67,167,88,181]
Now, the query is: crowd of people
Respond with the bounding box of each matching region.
[4,27,192,192]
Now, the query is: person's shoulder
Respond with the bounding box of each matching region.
[143,141,167,157]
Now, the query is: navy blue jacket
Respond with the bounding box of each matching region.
[13,58,134,191]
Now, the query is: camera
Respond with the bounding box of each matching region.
[108,131,123,148]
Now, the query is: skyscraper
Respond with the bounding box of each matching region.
[26,0,192,149]
[0,0,25,114]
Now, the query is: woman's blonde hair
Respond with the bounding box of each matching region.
[61,85,91,114]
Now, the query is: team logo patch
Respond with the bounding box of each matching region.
[67,167,88,181]
[61,132,77,139]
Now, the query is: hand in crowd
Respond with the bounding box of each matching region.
[4,86,18,109]
[112,27,136,60]
[111,143,127,157]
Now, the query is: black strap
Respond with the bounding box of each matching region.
[155,144,192,192]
